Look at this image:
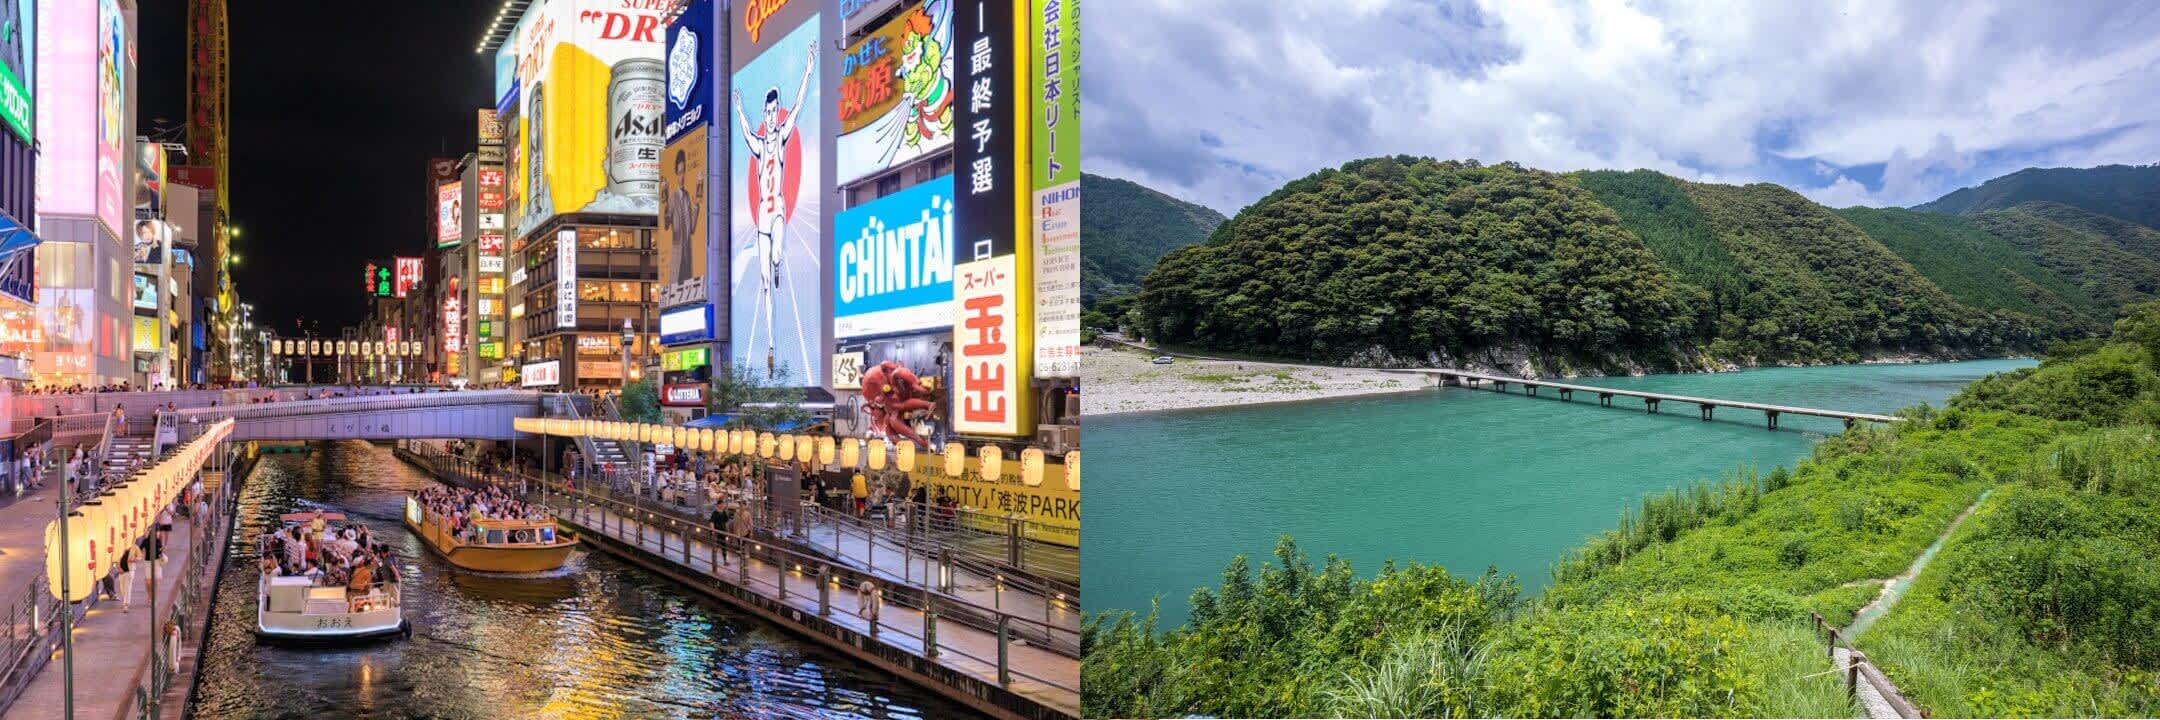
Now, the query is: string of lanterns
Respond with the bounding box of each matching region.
[267,338,424,357]
[509,418,1081,492]
[45,419,236,602]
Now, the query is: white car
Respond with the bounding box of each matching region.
[1152,356,1175,365]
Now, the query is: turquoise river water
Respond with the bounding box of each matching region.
[1084,358,2037,628]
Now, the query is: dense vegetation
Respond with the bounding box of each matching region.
[1133,158,1696,371]
[1079,173,1226,303]
[1084,304,2160,718]
[1834,207,2102,333]
[1129,157,2107,370]
[1915,164,2160,229]
[1969,204,2160,314]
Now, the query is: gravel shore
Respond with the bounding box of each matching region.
[1081,346,1425,416]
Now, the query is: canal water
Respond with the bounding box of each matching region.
[188,441,978,719]
[1085,359,2036,628]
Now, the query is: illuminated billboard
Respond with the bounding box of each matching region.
[659,303,712,345]
[0,0,30,142]
[95,0,126,241]
[131,273,156,310]
[1031,0,1080,378]
[496,0,669,240]
[834,174,954,339]
[521,359,560,387]
[835,0,952,185]
[393,256,423,298]
[728,6,823,388]
[663,0,714,144]
[437,181,463,247]
[952,256,1025,436]
[660,124,708,290]
[131,316,157,353]
[134,140,166,219]
[34,0,94,221]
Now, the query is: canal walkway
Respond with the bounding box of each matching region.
[399,450,1079,719]
[3,467,234,720]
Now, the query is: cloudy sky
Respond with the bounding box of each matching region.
[1083,0,2160,216]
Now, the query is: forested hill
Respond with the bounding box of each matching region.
[1915,164,2160,228]
[1079,173,1226,303]
[1127,157,2115,374]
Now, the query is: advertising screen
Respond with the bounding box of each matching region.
[134,140,166,219]
[834,174,954,339]
[131,273,155,310]
[34,0,91,220]
[662,346,709,372]
[659,303,712,345]
[95,0,127,241]
[393,256,423,298]
[131,316,157,353]
[660,125,709,289]
[437,181,463,246]
[835,0,953,185]
[729,8,823,388]
[496,0,669,240]
[0,0,30,142]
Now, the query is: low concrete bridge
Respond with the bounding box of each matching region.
[1401,369,1901,430]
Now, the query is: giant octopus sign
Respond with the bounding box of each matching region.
[860,360,941,447]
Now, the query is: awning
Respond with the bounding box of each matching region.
[0,212,40,305]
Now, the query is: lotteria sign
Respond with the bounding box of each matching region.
[834,174,954,339]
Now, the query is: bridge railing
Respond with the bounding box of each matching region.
[163,388,542,429]
[403,445,1083,674]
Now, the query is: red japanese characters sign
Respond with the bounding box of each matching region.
[952,256,1021,436]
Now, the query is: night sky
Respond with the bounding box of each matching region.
[136,0,499,336]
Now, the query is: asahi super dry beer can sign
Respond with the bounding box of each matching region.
[606,58,665,198]
[495,0,670,239]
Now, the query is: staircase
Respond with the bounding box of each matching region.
[101,435,156,477]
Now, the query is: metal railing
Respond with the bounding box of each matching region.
[797,502,1080,600]
[1812,612,1926,718]
[402,446,1081,692]
[0,572,63,713]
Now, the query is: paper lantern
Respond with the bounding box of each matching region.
[896,440,917,473]
[867,438,887,471]
[840,438,860,468]
[1066,451,1080,491]
[1021,448,1045,487]
[758,433,776,458]
[794,435,813,464]
[817,436,837,466]
[78,500,116,573]
[944,442,966,477]
[45,512,98,602]
[693,429,710,453]
[978,445,1003,481]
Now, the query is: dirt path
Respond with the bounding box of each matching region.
[1833,487,1995,718]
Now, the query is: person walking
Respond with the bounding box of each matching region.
[116,548,135,612]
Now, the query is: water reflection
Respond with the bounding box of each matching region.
[191,441,976,719]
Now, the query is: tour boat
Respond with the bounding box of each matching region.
[403,496,579,573]
[256,512,409,644]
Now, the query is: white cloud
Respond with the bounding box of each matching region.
[1086,0,2160,214]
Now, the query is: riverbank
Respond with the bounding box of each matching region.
[1081,346,1422,415]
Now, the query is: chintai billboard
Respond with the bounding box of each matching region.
[833,174,953,339]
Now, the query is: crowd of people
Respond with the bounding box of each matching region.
[412,484,553,544]
[258,511,398,596]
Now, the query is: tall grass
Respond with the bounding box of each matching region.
[1550,465,1788,584]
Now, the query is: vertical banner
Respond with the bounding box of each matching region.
[555,229,578,329]
[953,0,1016,263]
[1030,0,1080,378]
[952,255,1020,436]
[729,2,824,387]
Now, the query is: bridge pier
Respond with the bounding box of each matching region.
[1558,388,1572,401]
[1525,384,1538,396]
[1645,398,1660,414]
[1699,404,1715,421]
[1766,410,1780,430]
[1599,392,1613,407]
[1493,380,1508,392]
[1843,418,1857,430]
